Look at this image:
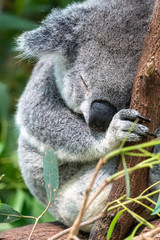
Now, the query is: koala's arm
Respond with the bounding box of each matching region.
[16,60,150,164]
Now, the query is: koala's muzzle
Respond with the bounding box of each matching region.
[89,101,117,131]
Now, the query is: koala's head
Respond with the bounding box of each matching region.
[17,1,148,131]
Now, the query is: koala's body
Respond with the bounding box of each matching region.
[16,0,159,231]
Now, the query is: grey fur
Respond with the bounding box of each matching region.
[16,0,159,232]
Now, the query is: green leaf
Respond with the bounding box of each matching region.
[124,223,143,240]
[8,189,26,214]
[0,174,5,181]
[152,193,160,215]
[0,120,8,154]
[0,83,9,120]
[15,0,27,15]
[25,4,52,14]
[0,143,4,154]
[0,203,22,223]
[106,209,125,240]
[0,13,36,31]
[128,209,154,229]
[58,0,83,8]
[43,147,59,203]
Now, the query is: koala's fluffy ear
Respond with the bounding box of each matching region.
[16,9,78,58]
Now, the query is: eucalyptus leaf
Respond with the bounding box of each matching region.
[25,5,52,14]
[0,83,9,120]
[106,209,125,240]
[59,0,83,7]
[152,193,160,215]
[43,147,59,203]
[0,203,22,223]
[128,209,154,229]
[10,189,26,213]
[15,0,27,15]
[124,223,143,240]
[0,143,4,154]
[0,174,5,181]
[0,13,36,30]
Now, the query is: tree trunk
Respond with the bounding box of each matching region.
[89,1,160,240]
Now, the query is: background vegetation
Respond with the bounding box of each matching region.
[0,0,83,231]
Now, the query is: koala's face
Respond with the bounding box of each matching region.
[59,39,133,126]
[17,2,148,131]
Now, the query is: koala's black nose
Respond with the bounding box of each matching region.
[89,101,117,131]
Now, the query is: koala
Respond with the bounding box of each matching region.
[16,0,159,232]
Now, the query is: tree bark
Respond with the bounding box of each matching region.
[0,222,89,240]
[136,219,160,240]
[89,1,160,240]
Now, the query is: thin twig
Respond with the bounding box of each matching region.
[48,213,104,240]
[28,200,52,240]
[106,189,160,214]
[48,227,72,240]
[28,218,39,240]
[134,225,160,240]
[72,236,81,240]
[85,154,160,212]
[67,158,105,239]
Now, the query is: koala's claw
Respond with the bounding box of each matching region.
[115,109,149,124]
[133,114,156,138]
[146,131,157,138]
[137,115,151,123]
[108,109,151,143]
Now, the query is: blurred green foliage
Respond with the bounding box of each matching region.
[0,0,83,231]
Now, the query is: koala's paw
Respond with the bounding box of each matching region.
[107,109,150,143]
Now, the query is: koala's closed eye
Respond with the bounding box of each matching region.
[80,76,89,93]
